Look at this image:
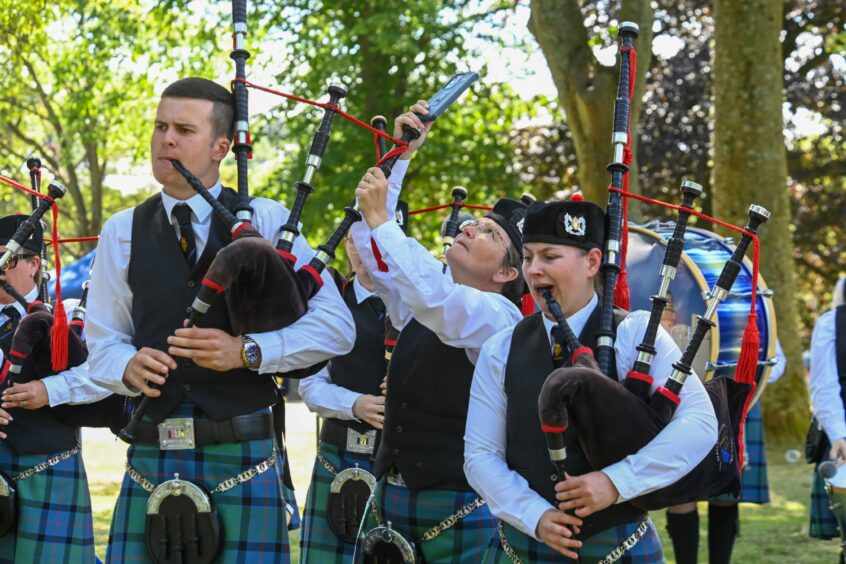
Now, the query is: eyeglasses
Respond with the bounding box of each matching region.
[1,254,37,272]
[461,220,509,251]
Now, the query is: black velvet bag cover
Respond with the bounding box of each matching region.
[4,305,129,437]
[0,472,16,537]
[538,352,748,512]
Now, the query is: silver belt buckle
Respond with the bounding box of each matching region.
[346,428,376,454]
[158,418,196,450]
[386,469,407,488]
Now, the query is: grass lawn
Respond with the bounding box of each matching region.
[84,407,841,563]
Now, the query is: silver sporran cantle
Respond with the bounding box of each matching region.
[361,520,419,564]
[145,473,222,564]
[328,464,376,542]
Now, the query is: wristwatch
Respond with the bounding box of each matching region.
[240,336,262,370]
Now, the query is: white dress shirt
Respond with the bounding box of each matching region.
[809,310,845,441]
[768,339,786,384]
[0,286,112,406]
[349,159,523,365]
[86,181,355,396]
[464,293,718,540]
[299,278,377,420]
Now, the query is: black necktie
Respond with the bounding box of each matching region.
[173,204,197,268]
[551,326,568,368]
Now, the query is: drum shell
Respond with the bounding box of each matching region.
[625,223,776,405]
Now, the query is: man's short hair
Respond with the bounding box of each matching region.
[161,77,234,141]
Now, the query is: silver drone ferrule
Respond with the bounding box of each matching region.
[597,335,614,348]
[0,243,21,268]
[658,275,672,297]
[72,304,87,319]
[233,23,247,49]
[659,264,677,285]
[302,163,317,185]
[9,363,22,375]
[191,298,211,315]
[669,368,687,386]
[549,447,567,462]
[305,154,322,173]
[613,143,626,164]
[636,350,655,365]
[704,298,721,321]
[315,250,331,264]
[235,210,252,222]
[281,231,296,244]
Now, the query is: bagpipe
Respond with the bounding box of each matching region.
[536,21,774,543]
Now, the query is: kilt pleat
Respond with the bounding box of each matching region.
[712,401,770,504]
[483,519,664,563]
[104,402,289,563]
[0,442,96,564]
[810,465,841,540]
[356,477,496,563]
[299,441,374,563]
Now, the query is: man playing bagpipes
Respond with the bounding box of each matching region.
[0,213,114,563]
[348,102,527,562]
[464,199,718,563]
[297,206,408,562]
[808,276,846,552]
[86,77,355,563]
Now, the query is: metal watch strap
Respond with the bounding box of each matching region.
[126,446,278,494]
[241,335,261,369]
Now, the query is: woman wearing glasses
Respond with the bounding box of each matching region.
[348,102,526,562]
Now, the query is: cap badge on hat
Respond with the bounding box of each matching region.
[395,209,405,227]
[564,213,586,236]
[516,217,525,234]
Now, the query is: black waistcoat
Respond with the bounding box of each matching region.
[504,306,643,528]
[836,306,846,408]
[1,315,79,455]
[128,188,278,423]
[327,281,386,434]
[373,319,475,490]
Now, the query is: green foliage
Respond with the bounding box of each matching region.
[247,0,527,249]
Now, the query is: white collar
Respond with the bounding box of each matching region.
[541,292,599,341]
[352,276,376,304]
[160,180,222,224]
[2,285,39,317]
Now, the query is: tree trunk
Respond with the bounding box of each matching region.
[528,0,653,203]
[712,0,807,440]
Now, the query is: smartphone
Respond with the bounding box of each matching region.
[420,71,480,122]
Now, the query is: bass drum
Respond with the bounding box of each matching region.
[625,222,777,406]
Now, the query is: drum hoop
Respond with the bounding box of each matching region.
[629,225,775,406]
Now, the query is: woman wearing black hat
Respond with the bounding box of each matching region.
[464,199,717,563]
[0,213,111,563]
[349,102,527,562]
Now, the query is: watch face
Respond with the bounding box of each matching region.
[246,343,260,364]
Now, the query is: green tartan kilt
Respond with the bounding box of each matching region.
[484,519,665,563]
[810,465,841,540]
[356,477,496,563]
[0,442,96,564]
[105,403,290,563]
[299,441,375,563]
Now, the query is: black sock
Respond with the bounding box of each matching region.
[708,503,739,564]
[666,509,700,564]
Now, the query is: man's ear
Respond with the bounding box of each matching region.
[211,136,231,162]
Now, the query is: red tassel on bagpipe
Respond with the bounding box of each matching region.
[48,205,69,372]
[613,45,637,311]
[371,236,389,273]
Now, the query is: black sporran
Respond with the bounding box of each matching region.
[144,476,222,564]
[361,522,420,564]
[0,472,16,537]
[328,466,376,543]
[805,415,830,464]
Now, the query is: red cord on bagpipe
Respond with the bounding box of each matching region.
[0,173,70,370]
[613,44,637,311]
[232,78,410,167]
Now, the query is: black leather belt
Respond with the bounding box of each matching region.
[131,412,274,448]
